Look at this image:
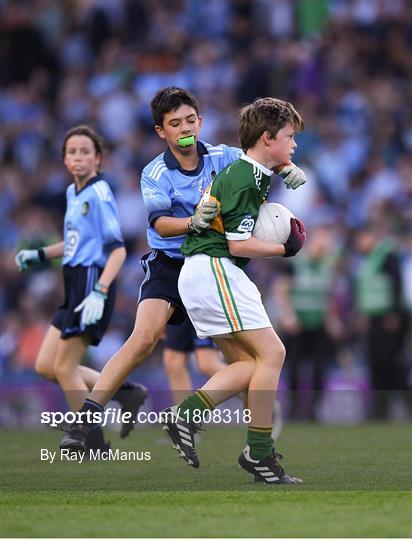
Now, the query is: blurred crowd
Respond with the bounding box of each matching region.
[1,0,411,420]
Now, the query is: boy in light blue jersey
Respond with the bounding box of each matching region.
[60,88,307,452]
[141,139,241,260]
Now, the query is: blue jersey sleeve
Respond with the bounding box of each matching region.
[141,168,173,227]
[95,187,124,252]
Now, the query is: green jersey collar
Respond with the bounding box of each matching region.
[240,154,273,177]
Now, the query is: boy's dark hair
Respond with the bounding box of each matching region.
[62,125,104,172]
[151,87,199,126]
[239,98,304,151]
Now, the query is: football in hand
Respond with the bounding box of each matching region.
[252,203,294,244]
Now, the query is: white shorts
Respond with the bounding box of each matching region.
[178,254,272,339]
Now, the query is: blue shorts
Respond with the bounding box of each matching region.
[138,250,187,325]
[51,265,116,346]
[165,317,214,352]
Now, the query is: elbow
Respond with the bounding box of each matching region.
[227,241,242,257]
[153,219,168,238]
[154,226,167,238]
[116,246,127,264]
[120,246,127,262]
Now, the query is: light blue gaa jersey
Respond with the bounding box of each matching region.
[141,141,242,259]
[62,175,124,268]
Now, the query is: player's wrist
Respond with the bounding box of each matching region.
[37,248,46,262]
[187,216,196,233]
[94,282,109,298]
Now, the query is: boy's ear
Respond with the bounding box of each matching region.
[155,125,166,139]
[262,130,273,146]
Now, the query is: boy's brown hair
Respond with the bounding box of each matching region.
[151,87,199,127]
[239,97,304,151]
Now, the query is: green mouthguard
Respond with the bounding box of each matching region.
[178,135,195,147]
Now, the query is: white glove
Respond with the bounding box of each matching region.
[75,290,106,326]
[278,164,307,190]
[15,249,41,272]
[189,200,219,233]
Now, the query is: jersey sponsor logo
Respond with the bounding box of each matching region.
[65,229,80,258]
[237,215,255,233]
[142,187,160,200]
[81,202,90,216]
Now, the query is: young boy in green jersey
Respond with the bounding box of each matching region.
[161,97,306,484]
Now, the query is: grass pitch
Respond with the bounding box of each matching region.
[1,423,411,537]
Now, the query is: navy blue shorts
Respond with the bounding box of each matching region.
[138,250,187,325]
[51,265,116,346]
[165,317,214,352]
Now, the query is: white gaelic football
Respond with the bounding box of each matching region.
[252,203,294,244]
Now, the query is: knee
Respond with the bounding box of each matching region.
[276,341,286,368]
[53,356,74,381]
[125,331,159,366]
[35,357,56,381]
[163,351,186,375]
[196,356,211,376]
[268,340,286,370]
[196,353,221,377]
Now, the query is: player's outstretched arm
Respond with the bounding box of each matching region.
[15,241,65,272]
[154,200,219,237]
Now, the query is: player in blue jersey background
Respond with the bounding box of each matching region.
[15,125,147,448]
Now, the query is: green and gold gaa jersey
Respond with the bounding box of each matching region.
[181,155,272,267]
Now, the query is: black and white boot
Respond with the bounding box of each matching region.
[160,405,201,468]
[238,445,303,484]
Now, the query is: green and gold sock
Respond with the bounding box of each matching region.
[247,426,274,460]
[178,390,214,422]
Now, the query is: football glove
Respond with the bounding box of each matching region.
[189,200,219,233]
[283,218,307,257]
[15,249,43,272]
[75,289,106,326]
[278,164,307,190]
